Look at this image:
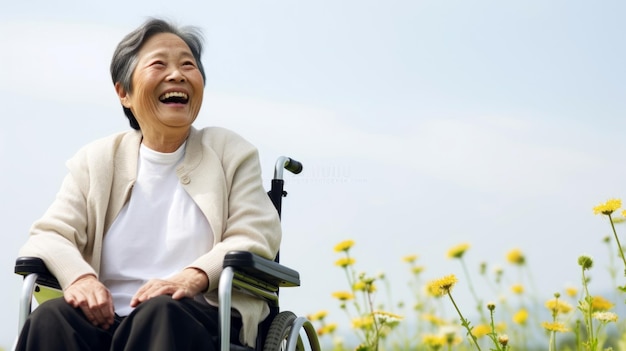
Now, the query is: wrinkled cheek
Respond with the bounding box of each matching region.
[192,101,203,119]
[191,96,204,118]
[133,98,161,125]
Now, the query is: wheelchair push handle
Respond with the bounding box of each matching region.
[283,158,303,175]
[274,156,302,180]
[269,156,302,219]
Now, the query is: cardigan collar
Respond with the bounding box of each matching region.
[107,126,204,231]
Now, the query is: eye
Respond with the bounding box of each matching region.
[150,60,166,67]
[182,60,196,67]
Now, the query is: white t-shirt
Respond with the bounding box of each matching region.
[100,142,213,316]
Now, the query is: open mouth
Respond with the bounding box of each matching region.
[159,91,189,104]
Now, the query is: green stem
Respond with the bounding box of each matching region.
[581,269,595,349]
[608,214,626,276]
[487,309,503,351]
[366,290,380,351]
[575,320,582,351]
[548,331,556,351]
[447,292,482,351]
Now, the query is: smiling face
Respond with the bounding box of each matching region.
[115,32,204,149]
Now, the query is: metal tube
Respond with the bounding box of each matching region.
[218,267,234,351]
[273,156,289,180]
[18,274,38,334]
[231,280,279,306]
[286,317,321,351]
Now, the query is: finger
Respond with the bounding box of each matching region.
[65,291,97,325]
[132,281,180,306]
[107,295,115,322]
[64,291,80,308]
[92,291,115,328]
[130,280,155,306]
[134,279,164,297]
[131,281,158,306]
[77,300,98,326]
[75,287,112,328]
[171,288,188,300]
[85,295,106,326]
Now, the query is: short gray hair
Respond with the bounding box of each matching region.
[110,18,206,130]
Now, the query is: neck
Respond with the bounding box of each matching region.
[141,128,190,153]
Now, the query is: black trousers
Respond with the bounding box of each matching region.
[16,295,243,351]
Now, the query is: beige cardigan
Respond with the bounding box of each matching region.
[19,126,282,346]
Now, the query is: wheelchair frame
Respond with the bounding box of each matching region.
[14,156,320,351]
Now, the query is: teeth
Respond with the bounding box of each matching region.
[159,91,188,100]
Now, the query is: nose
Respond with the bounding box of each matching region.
[166,67,185,82]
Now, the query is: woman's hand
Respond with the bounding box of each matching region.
[130,268,209,307]
[64,274,115,330]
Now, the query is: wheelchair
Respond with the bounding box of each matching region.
[14,156,321,351]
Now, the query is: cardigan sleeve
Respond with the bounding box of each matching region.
[19,149,99,289]
[186,129,282,292]
[18,132,125,289]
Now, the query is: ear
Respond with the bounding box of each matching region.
[115,82,131,108]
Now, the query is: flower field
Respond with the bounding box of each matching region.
[307,199,626,351]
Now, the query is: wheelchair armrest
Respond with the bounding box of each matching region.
[223,251,300,288]
[15,256,62,290]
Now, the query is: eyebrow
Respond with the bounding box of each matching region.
[144,49,195,61]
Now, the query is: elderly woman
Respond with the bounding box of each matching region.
[16,18,281,351]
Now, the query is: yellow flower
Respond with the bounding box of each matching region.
[425,284,441,297]
[317,323,337,336]
[545,298,573,314]
[447,243,470,259]
[353,281,365,291]
[591,295,614,311]
[510,283,524,295]
[565,286,578,298]
[422,334,445,348]
[593,198,621,215]
[506,248,525,265]
[331,291,354,301]
[308,310,328,322]
[402,254,418,263]
[541,321,569,332]
[333,239,355,252]
[513,308,528,325]
[471,324,491,338]
[353,281,376,293]
[421,313,447,326]
[334,257,355,267]
[426,274,458,296]
[412,265,425,275]
[592,311,618,323]
[352,315,374,330]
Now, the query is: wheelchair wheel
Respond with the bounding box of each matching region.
[263,311,305,351]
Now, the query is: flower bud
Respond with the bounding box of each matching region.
[578,255,594,270]
[498,334,509,346]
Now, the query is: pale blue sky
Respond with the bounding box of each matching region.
[2,1,626,347]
